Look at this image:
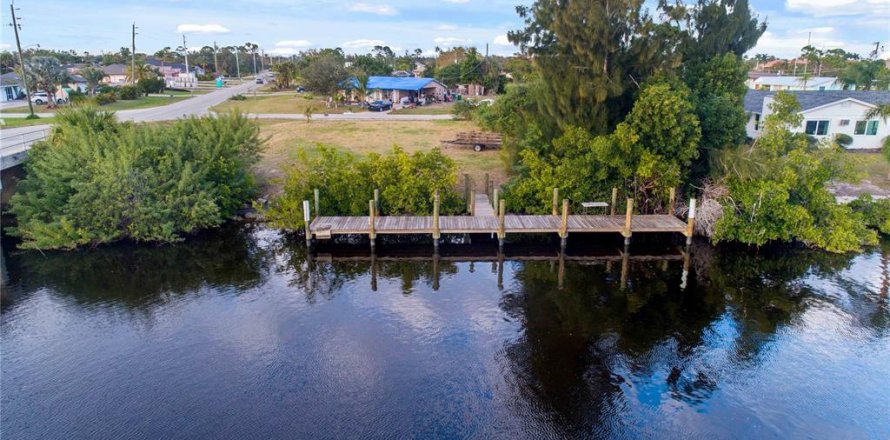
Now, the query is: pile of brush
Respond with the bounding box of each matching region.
[675,179,727,239]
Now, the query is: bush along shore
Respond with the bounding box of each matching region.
[7,108,263,250]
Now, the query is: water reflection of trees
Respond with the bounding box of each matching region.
[498,242,885,437]
[2,225,272,311]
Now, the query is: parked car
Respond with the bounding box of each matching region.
[368,99,393,112]
[30,92,66,105]
[255,77,264,84]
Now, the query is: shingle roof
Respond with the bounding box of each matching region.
[0,72,21,87]
[744,90,890,114]
[101,64,127,75]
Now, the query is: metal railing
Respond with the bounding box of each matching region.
[0,127,50,154]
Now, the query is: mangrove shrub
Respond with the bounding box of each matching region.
[264,146,463,230]
[8,108,262,249]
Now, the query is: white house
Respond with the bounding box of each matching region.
[749,76,843,91]
[745,90,890,150]
[0,72,24,102]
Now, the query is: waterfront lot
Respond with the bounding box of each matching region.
[256,119,505,191]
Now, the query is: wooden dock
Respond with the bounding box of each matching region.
[306,192,695,247]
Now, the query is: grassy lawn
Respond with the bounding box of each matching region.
[212,94,365,114]
[4,95,192,114]
[256,119,506,193]
[0,116,54,129]
[389,103,455,115]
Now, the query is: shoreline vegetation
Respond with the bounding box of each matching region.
[4,1,890,252]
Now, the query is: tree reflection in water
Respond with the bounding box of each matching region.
[3,227,888,438]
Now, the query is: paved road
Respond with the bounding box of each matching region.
[247,112,453,121]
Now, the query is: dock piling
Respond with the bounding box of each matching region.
[611,188,618,215]
[559,199,569,249]
[314,189,320,219]
[369,199,377,249]
[497,199,506,250]
[303,200,312,247]
[433,191,441,249]
[623,198,633,245]
[685,198,696,245]
[373,188,380,214]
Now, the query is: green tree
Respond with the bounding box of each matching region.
[125,60,155,83]
[8,108,263,250]
[712,92,876,252]
[301,54,349,98]
[23,56,70,108]
[841,60,889,90]
[353,70,370,103]
[79,67,106,95]
[351,54,392,76]
[272,61,298,89]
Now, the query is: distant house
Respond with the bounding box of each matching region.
[412,62,427,78]
[0,72,24,102]
[750,76,843,91]
[100,64,128,85]
[392,70,412,78]
[744,90,890,149]
[66,74,89,93]
[352,76,448,103]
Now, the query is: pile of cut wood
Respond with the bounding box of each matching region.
[441,131,502,152]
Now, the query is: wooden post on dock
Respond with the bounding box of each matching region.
[497,199,506,249]
[552,188,559,216]
[314,189,320,219]
[373,188,380,214]
[622,198,633,245]
[559,199,569,249]
[432,191,441,249]
[668,188,676,214]
[685,198,696,245]
[369,199,377,249]
[493,188,499,211]
[303,200,311,246]
[611,188,618,215]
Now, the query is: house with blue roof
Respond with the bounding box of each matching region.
[745,90,890,149]
[350,76,448,104]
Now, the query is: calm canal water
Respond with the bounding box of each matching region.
[2,226,888,439]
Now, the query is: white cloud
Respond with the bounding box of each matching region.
[751,29,873,58]
[443,0,470,3]
[176,24,230,33]
[340,39,386,49]
[275,39,312,48]
[493,34,511,46]
[785,0,890,17]
[349,3,398,15]
[436,24,458,31]
[267,47,299,56]
[433,37,468,46]
[0,43,10,50]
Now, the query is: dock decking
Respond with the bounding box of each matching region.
[307,193,693,243]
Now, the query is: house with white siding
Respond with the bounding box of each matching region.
[745,90,890,150]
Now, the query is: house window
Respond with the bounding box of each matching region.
[839,119,850,127]
[754,113,761,131]
[805,120,829,136]
[855,120,879,136]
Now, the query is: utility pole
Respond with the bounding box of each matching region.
[231,47,241,79]
[213,40,219,77]
[259,49,265,71]
[8,1,35,117]
[182,34,189,87]
[131,22,138,85]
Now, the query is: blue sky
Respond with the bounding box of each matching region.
[1,0,887,59]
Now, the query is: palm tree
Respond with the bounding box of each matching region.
[354,70,369,104]
[126,61,155,83]
[24,56,69,109]
[864,104,890,121]
[272,61,296,89]
[79,67,106,95]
